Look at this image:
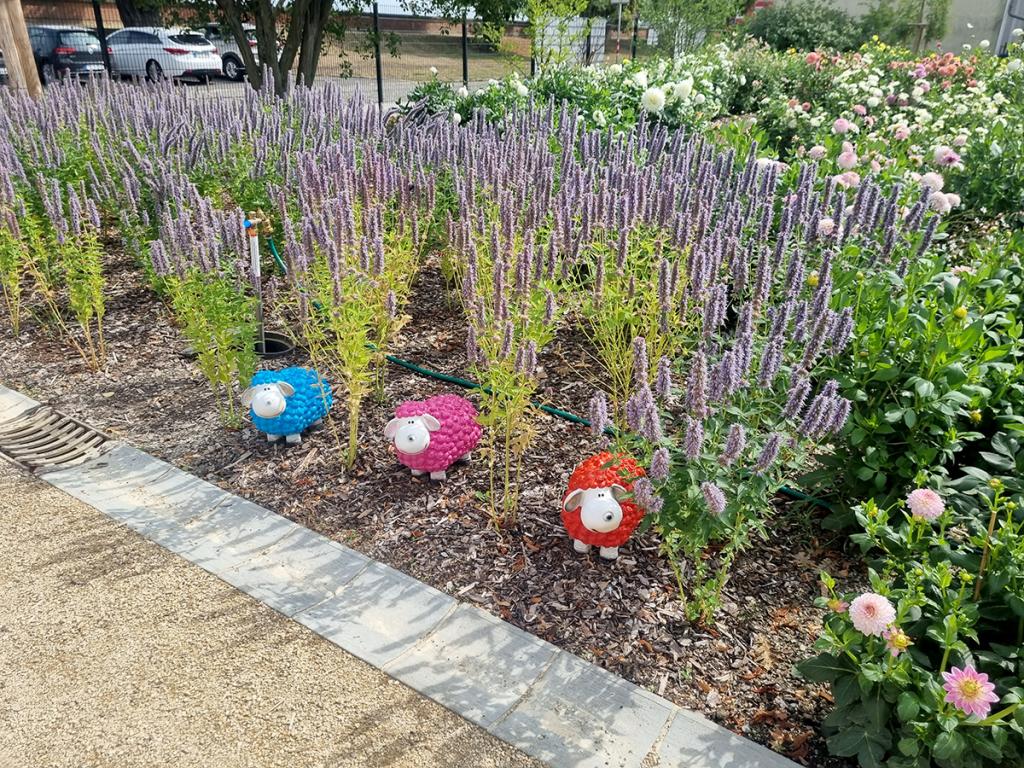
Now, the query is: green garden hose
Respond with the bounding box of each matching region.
[265,237,833,511]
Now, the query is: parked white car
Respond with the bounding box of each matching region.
[197,23,258,81]
[107,27,220,83]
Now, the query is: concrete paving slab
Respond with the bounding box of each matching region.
[168,495,299,572]
[294,561,457,668]
[657,709,798,767]
[385,604,558,728]
[489,648,675,768]
[0,384,38,420]
[220,527,371,617]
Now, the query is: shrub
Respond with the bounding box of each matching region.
[811,233,1024,511]
[745,0,867,53]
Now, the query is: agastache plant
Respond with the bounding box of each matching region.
[583,143,929,622]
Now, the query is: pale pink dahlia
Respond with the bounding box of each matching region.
[907,488,944,521]
[942,666,999,718]
[849,592,896,636]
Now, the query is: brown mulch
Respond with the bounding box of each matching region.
[0,243,863,766]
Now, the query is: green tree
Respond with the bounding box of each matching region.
[641,0,744,54]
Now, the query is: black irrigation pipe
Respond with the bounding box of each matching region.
[266,238,834,512]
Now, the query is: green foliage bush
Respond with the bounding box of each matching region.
[744,0,867,52]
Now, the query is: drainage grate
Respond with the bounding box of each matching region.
[0,404,110,472]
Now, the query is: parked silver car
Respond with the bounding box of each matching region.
[197,23,258,81]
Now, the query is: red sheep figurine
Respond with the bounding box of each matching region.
[562,452,646,560]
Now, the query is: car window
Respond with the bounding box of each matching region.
[168,34,210,46]
[140,32,162,44]
[106,30,126,43]
[59,32,100,48]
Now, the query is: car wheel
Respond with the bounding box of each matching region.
[223,56,243,81]
[41,62,57,85]
[145,59,163,82]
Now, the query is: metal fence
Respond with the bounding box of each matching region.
[1,0,648,103]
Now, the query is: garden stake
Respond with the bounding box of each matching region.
[245,215,266,355]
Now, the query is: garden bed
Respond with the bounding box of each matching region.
[0,240,863,766]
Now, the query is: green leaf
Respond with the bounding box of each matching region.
[897,737,919,757]
[932,731,965,761]
[797,653,852,683]
[828,727,870,757]
[897,691,920,722]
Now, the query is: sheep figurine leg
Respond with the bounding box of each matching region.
[459,451,472,463]
[411,469,425,477]
[267,433,283,443]
[599,546,619,560]
[286,433,302,445]
[573,539,591,554]
[429,469,447,481]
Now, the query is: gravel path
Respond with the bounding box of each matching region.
[0,469,542,768]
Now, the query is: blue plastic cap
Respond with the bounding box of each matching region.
[244,219,253,229]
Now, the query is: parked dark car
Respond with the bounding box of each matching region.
[27,26,106,84]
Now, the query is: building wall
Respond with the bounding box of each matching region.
[828,0,1006,51]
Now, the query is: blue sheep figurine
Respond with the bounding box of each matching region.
[241,367,332,445]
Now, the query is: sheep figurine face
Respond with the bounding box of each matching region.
[386,394,482,481]
[242,367,332,445]
[244,381,294,420]
[385,414,441,456]
[564,485,629,534]
[562,452,645,561]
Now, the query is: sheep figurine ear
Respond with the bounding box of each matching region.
[384,417,403,439]
[240,387,257,409]
[564,488,584,512]
[610,484,629,501]
[277,381,295,397]
[422,414,441,432]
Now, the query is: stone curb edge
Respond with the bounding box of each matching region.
[0,384,799,768]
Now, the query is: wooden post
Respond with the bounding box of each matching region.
[0,0,42,97]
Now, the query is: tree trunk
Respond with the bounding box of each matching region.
[296,0,332,86]
[115,0,161,27]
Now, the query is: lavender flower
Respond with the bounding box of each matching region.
[701,482,727,516]
[654,357,673,400]
[753,433,783,475]
[588,390,609,438]
[632,477,664,515]
[649,447,670,481]
[719,424,746,466]
[632,336,649,387]
[683,416,704,460]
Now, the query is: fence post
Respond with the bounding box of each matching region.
[461,13,468,87]
[91,0,111,76]
[630,15,638,60]
[372,1,384,108]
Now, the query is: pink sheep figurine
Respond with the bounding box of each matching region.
[385,394,482,481]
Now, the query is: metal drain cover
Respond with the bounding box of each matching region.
[0,404,110,472]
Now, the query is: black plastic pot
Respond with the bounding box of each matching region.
[255,330,295,359]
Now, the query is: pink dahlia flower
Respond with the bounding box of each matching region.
[837,150,859,170]
[849,592,895,636]
[942,666,999,718]
[920,171,944,191]
[808,145,827,160]
[907,488,945,520]
[832,117,853,135]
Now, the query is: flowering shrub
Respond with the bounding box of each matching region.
[800,488,1024,767]
[398,47,738,135]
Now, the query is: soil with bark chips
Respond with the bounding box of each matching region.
[1,243,864,767]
